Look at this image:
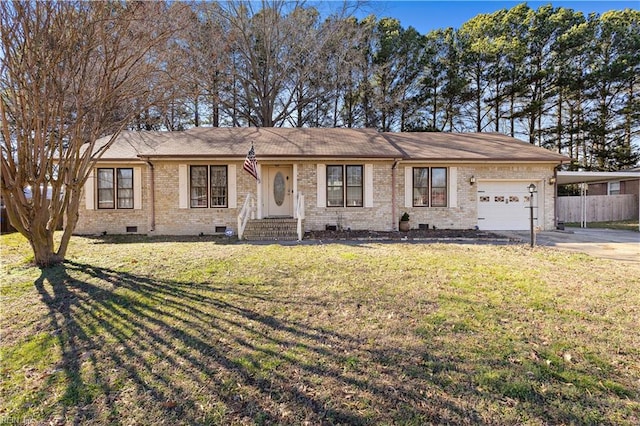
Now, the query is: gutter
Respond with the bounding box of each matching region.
[141,157,156,232]
[553,166,559,229]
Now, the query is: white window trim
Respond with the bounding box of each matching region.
[133,167,142,210]
[228,164,237,208]
[178,164,189,209]
[364,163,373,208]
[404,166,412,208]
[317,164,326,208]
[449,167,457,208]
[85,170,95,210]
[608,181,620,195]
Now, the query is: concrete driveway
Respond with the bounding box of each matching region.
[500,228,640,264]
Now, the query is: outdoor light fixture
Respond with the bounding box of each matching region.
[528,183,537,247]
[549,177,557,185]
[469,175,476,185]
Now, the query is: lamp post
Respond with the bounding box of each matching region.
[528,183,537,248]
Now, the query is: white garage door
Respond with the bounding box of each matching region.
[477,181,537,230]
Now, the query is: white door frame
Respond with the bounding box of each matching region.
[261,165,294,218]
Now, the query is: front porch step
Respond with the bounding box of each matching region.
[242,218,301,241]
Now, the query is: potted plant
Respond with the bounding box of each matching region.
[399,212,410,232]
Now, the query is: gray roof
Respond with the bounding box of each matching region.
[95,127,569,163]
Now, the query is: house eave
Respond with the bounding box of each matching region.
[399,158,567,164]
[134,154,400,161]
[92,157,149,163]
[90,155,570,164]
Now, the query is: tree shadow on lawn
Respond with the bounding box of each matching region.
[31,261,629,425]
[33,261,488,425]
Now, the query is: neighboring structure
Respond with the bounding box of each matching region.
[585,168,640,197]
[556,170,640,229]
[74,127,568,238]
[1,194,16,234]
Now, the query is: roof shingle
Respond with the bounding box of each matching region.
[95,127,569,163]
[382,132,568,162]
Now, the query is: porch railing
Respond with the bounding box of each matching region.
[295,191,305,241]
[237,193,256,240]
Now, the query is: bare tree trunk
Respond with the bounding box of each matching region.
[212,93,220,127]
[30,234,60,267]
[56,187,82,261]
[1,1,178,267]
[557,90,563,153]
[194,94,200,127]
[625,79,633,151]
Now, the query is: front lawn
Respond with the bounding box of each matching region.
[1,234,639,425]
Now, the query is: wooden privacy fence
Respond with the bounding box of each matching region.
[1,205,17,234]
[557,194,639,222]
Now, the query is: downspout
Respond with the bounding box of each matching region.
[142,158,156,232]
[391,160,399,231]
[553,166,558,229]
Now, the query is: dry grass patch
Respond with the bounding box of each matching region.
[1,234,639,425]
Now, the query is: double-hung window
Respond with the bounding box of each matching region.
[190,165,228,208]
[190,166,208,208]
[413,167,447,207]
[608,181,620,195]
[413,168,429,207]
[97,168,133,209]
[327,165,363,207]
[209,166,228,207]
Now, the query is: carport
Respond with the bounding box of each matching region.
[556,171,640,231]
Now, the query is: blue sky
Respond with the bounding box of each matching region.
[355,1,639,34]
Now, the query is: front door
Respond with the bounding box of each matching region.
[265,166,293,217]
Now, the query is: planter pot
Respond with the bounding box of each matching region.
[399,220,410,232]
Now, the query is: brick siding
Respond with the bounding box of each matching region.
[75,160,558,235]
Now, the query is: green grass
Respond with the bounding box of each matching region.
[565,219,639,231]
[1,233,639,425]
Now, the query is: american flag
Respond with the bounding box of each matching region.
[243,144,260,182]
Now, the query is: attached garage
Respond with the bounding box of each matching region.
[477,181,539,230]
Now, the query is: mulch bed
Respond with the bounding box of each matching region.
[304,228,509,241]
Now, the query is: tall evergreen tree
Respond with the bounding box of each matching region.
[584,9,640,170]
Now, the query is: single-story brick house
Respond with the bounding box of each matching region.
[75,127,568,238]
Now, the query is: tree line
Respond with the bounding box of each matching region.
[144,1,639,171]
